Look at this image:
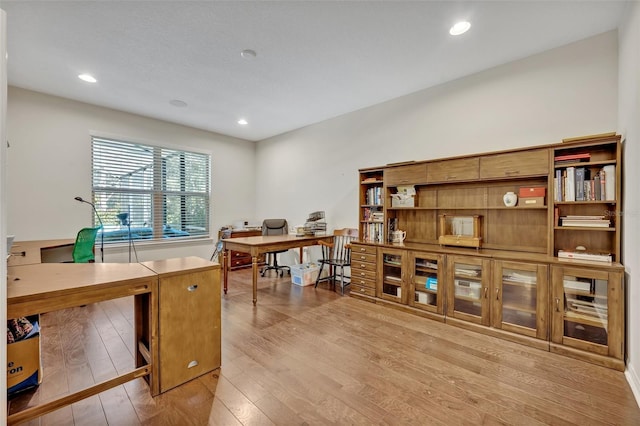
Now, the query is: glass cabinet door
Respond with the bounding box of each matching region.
[446,256,490,325]
[493,261,548,340]
[409,252,444,315]
[550,265,624,365]
[378,248,405,303]
[552,266,609,351]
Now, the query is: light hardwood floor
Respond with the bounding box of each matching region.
[8,268,640,425]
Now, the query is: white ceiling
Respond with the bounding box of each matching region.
[2,1,631,141]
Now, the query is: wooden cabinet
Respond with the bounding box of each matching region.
[385,163,427,185]
[143,257,221,392]
[408,251,445,318]
[426,157,479,183]
[350,243,377,299]
[492,260,548,341]
[446,255,491,325]
[355,133,625,370]
[479,148,549,179]
[377,247,406,303]
[223,229,264,269]
[550,264,624,370]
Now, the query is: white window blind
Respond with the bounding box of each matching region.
[91,136,210,243]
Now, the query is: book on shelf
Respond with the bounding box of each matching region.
[555,166,614,201]
[560,216,610,227]
[558,250,612,262]
[361,177,380,183]
[554,153,591,165]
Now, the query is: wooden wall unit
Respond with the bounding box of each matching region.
[353,134,625,370]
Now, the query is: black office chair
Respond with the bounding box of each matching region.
[260,219,291,277]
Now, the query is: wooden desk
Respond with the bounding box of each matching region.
[8,239,75,266]
[222,234,333,304]
[7,262,159,425]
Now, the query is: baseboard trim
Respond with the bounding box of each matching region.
[625,361,640,408]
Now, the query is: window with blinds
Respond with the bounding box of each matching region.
[91,136,210,243]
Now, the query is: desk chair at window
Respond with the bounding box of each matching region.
[260,219,291,277]
[72,227,101,263]
[315,228,358,294]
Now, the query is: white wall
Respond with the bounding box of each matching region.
[6,87,257,262]
[1,8,8,421]
[256,31,618,231]
[619,0,640,404]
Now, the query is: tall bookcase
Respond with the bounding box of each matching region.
[354,133,625,370]
[551,136,621,262]
[359,167,384,243]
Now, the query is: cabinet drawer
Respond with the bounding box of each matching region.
[385,163,427,185]
[351,284,376,296]
[159,269,220,392]
[480,148,549,179]
[351,268,376,281]
[427,157,479,183]
[351,244,377,256]
[352,253,377,264]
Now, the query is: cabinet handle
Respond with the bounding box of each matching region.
[188,284,198,292]
[360,248,366,252]
[495,288,500,300]
[484,287,488,298]
[505,170,520,176]
[360,288,366,292]
[447,175,457,180]
[555,297,560,312]
[187,360,199,368]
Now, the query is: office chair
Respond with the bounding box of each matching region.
[315,228,358,294]
[72,226,101,263]
[260,219,291,277]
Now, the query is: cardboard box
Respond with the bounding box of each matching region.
[519,187,546,198]
[518,196,545,207]
[7,316,42,396]
[391,195,415,208]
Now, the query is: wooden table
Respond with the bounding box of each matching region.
[222,234,333,304]
[7,262,159,424]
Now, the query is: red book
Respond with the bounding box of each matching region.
[554,153,591,162]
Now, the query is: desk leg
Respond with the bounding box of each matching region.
[223,248,229,294]
[252,255,258,305]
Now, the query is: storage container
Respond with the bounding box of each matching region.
[290,263,322,286]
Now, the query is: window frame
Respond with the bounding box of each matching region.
[91,135,212,244]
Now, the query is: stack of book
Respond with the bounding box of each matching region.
[557,250,612,262]
[560,215,610,228]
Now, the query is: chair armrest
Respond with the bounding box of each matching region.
[318,240,334,248]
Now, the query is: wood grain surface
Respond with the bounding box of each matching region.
[8,268,640,425]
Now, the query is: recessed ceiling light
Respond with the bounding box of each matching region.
[169,99,188,108]
[240,49,257,59]
[237,119,248,125]
[78,73,97,83]
[449,21,471,36]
